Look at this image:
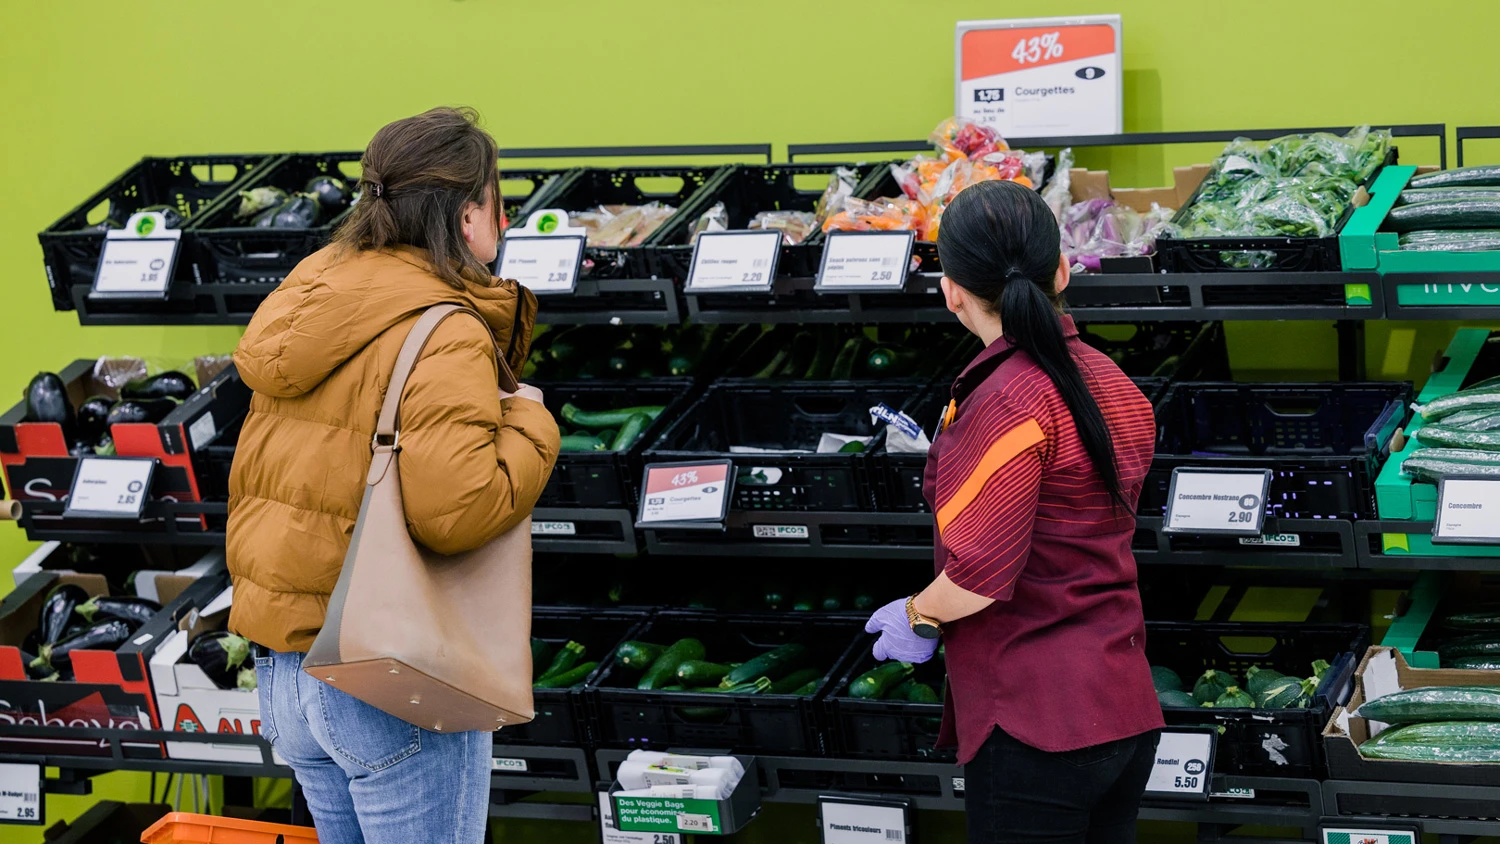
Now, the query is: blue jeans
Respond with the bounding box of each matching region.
[255,650,491,844]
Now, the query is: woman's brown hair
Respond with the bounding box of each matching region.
[332,106,502,289]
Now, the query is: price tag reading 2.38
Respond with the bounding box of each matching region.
[816,231,915,292]
[636,460,733,530]
[1162,467,1273,537]
[497,234,585,295]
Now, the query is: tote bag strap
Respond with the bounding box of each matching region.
[373,304,516,449]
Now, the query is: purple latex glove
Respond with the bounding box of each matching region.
[865,598,939,663]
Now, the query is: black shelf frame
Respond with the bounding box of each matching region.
[1455,125,1500,168]
[1135,517,1361,570]
[1323,779,1500,838]
[1378,272,1500,321]
[72,281,281,326]
[642,510,934,559]
[1354,519,1500,571]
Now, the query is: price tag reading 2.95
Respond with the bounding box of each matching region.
[1162,467,1273,537]
[497,234,585,295]
[686,230,782,292]
[636,461,733,529]
[815,231,915,292]
[0,763,43,825]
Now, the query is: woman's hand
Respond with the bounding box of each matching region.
[500,383,545,404]
[865,598,939,663]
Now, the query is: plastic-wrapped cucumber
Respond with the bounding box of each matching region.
[1414,389,1500,423]
[1415,423,1500,451]
[1399,231,1500,252]
[1403,448,1500,482]
[1359,721,1500,762]
[1397,188,1500,207]
[1387,199,1500,232]
[1357,686,1500,724]
[1439,635,1500,661]
[1408,165,1500,190]
[1439,409,1500,432]
[1451,656,1500,670]
[1443,606,1500,631]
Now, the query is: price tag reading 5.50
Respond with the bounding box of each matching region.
[1162,467,1273,537]
[63,457,156,520]
[1143,730,1215,801]
[637,461,733,529]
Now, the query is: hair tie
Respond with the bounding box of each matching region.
[1004,266,1027,281]
[370,181,384,199]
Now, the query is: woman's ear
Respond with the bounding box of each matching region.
[460,201,479,244]
[1055,252,1071,294]
[940,276,964,314]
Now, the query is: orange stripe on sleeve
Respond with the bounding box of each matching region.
[935,418,1045,535]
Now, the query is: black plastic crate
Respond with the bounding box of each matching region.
[587,611,865,755]
[43,800,171,843]
[1156,147,1397,273]
[39,154,274,310]
[826,645,952,762]
[535,379,696,509]
[1148,621,1368,778]
[720,324,976,382]
[645,382,929,512]
[1142,381,1412,521]
[189,152,362,284]
[526,323,761,382]
[505,608,650,747]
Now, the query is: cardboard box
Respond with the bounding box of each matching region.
[11,541,221,598]
[1323,646,1500,785]
[1067,164,1210,214]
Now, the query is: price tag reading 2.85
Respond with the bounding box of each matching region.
[815,231,915,292]
[686,231,782,292]
[1162,467,1273,537]
[497,234,585,295]
[636,460,733,530]
[63,457,156,520]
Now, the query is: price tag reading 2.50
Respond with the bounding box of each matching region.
[637,461,733,529]
[1162,467,1273,537]
[686,231,782,292]
[816,231,915,292]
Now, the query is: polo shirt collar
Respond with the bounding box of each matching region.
[951,314,1078,403]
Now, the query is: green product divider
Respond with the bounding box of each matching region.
[1341,163,1500,280]
[1378,571,1443,668]
[1340,165,1412,270]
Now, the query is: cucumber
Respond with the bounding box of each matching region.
[1157,690,1198,708]
[1215,686,1255,709]
[1402,448,1500,483]
[849,662,914,699]
[1359,686,1500,724]
[615,641,665,672]
[1451,657,1500,670]
[764,590,786,611]
[1244,666,1285,696]
[1414,423,1500,451]
[1400,232,1500,252]
[1397,188,1500,207]
[1408,165,1500,190]
[752,347,790,379]
[1446,411,1500,433]
[1385,199,1500,233]
[720,644,809,688]
[676,660,733,687]
[1151,666,1185,693]
[560,404,666,430]
[1359,721,1500,762]
[769,668,822,695]
[559,434,608,452]
[829,338,867,380]
[1439,635,1500,661]
[821,593,844,612]
[534,661,597,689]
[537,641,585,682]
[1446,607,1500,632]
[892,679,940,703]
[610,413,652,451]
[1192,670,1234,704]
[791,680,818,695]
[803,332,839,380]
[776,333,817,378]
[1415,388,1500,423]
[638,639,706,690]
[531,638,553,676]
[866,347,920,376]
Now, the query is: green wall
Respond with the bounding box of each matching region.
[2,1,1499,836]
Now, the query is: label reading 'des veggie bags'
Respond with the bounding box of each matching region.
[637,461,733,529]
[613,794,721,835]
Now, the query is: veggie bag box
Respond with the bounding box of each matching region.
[0,357,249,510]
[134,570,279,765]
[0,567,194,751]
[1064,164,1209,273]
[1324,646,1500,785]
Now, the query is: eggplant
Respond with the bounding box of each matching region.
[77,396,115,441]
[252,207,277,228]
[94,435,115,456]
[305,176,349,213]
[38,584,88,647]
[270,194,321,229]
[138,204,184,229]
[69,439,95,457]
[234,186,288,221]
[187,631,253,690]
[18,650,58,681]
[23,373,75,433]
[75,595,160,626]
[122,371,196,401]
[33,619,133,669]
[106,399,176,426]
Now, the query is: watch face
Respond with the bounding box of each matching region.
[913,622,942,640]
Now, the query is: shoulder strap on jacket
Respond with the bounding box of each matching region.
[373,304,515,446]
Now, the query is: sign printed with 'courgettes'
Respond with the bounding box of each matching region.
[638,461,732,525]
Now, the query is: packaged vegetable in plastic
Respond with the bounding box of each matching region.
[590,202,678,247]
[1041,149,1074,222]
[688,202,729,244]
[814,167,859,226]
[929,117,1008,162]
[822,196,925,236]
[748,210,817,245]
[92,358,148,393]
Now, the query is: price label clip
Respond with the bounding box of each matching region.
[1143,728,1215,801]
[0,763,43,825]
[686,230,782,293]
[636,460,734,530]
[815,230,915,292]
[1162,467,1272,537]
[62,457,156,520]
[91,210,182,300]
[1433,476,1500,544]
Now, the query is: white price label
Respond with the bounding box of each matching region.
[1143,730,1214,799]
[1321,828,1417,844]
[676,814,716,833]
[498,234,585,295]
[93,237,179,298]
[532,521,577,536]
[1162,468,1271,536]
[816,232,914,291]
[1434,478,1500,543]
[686,231,781,291]
[0,763,42,825]
[637,461,732,527]
[63,457,155,519]
[1238,533,1300,548]
[599,792,681,844]
[820,798,908,844]
[753,525,808,540]
[491,757,528,772]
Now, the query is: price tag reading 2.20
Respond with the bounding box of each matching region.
[815,231,915,292]
[636,461,733,530]
[686,230,782,292]
[1162,467,1273,537]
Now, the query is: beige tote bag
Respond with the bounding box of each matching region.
[304,304,534,733]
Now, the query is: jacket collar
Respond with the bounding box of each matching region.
[951,314,1078,405]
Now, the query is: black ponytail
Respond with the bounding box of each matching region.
[936,179,1126,510]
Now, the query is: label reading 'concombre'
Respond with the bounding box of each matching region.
[1435,478,1500,542]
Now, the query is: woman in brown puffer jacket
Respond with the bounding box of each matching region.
[227,107,558,844]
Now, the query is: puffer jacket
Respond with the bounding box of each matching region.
[226,245,560,652]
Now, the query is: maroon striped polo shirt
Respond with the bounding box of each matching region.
[924,314,1163,763]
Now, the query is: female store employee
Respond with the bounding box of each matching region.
[865,180,1163,844]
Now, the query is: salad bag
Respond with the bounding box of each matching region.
[304,304,535,732]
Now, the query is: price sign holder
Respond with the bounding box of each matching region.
[686,230,782,293]
[1432,476,1500,544]
[62,457,156,520]
[817,794,912,844]
[636,460,734,531]
[599,792,682,844]
[498,233,586,295]
[0,762,43,825]
[815,231,915,293]
[1319,824,1418,844]
[90,211,182,301]
[1162,467,1272,537]
[1143,728,1215,802]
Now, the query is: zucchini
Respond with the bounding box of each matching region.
[1258,677,1314,709]
[752,347,790,379]
[1151,666,1184,693]
[615,641,665,672]
[534,661,597,689]
[1408,165,1500,190]
[776,332,817,378]
[638,639,707,690]
[1215,686,1255,709]
[560,404,666,430]
[1244,666,1285,696]
[849,662,914,699]
[852,593,875,612]
[892,679,940,703]
[720,644,809,688]
[1359,721,1500,762]
[1439,635,1500,661]
[1397,188,1500,207]
[1414,423,1500,451]
[1157,690,1198,708]
[559,434,608,453]
[769,668,823,695]
[829,337,866,380]
[866,347,920,376]
[538,641,585,682]
[1192,670,1233,704]
[531,638,553,676]
[803,332,839,380]
[715,677,773,695]
[791,680,818,695]
[610,413,652,451]
[1358,686,1500,724]
[838,441,865,453]
[821,593,844,612]
[676,660,733,687]
[1385,199,1500,233]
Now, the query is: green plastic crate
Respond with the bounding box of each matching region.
[1343,165,1500,285]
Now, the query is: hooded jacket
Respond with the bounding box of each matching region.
[226,245,559,652]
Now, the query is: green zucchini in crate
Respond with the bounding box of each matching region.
[1359,721,1500,762]
[720,643,808,688]
[1151,665,1184,693]
[638,639,707,690]
[1358,686,1500,724]
[849,662,915,699]
[535,380,692,511]
[1192,670,1234,704]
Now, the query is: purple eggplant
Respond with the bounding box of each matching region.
[75,595,160,626]
[187,631,252,690]
[122,371,196,402]
[33,620,134,670]
[23,373,75,437]
[76,396,115,442]
[38,584,88,647]
[305,176,350,214]
[106,399,176,426]
[18,650,58,681]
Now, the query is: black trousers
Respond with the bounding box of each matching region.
[964,727,1161,844]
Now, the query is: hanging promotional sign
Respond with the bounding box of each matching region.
[955,15,1123,138]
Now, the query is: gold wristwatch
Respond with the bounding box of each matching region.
[906,594,942,639]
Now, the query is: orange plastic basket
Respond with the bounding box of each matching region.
[140,812,319,843]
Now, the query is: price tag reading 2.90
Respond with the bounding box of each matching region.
[636,461,733,529]
[1162,467,1273,537]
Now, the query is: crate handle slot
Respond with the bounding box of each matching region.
[83,198,113,227]
[189,163,240,185]
[1215,635,1278,658]
[789,395,863,419]
[500,177,539,200]
[337,161,364,182]
[1260,398,1324,418]
[791,172,838,194]
[633,175,686,197]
